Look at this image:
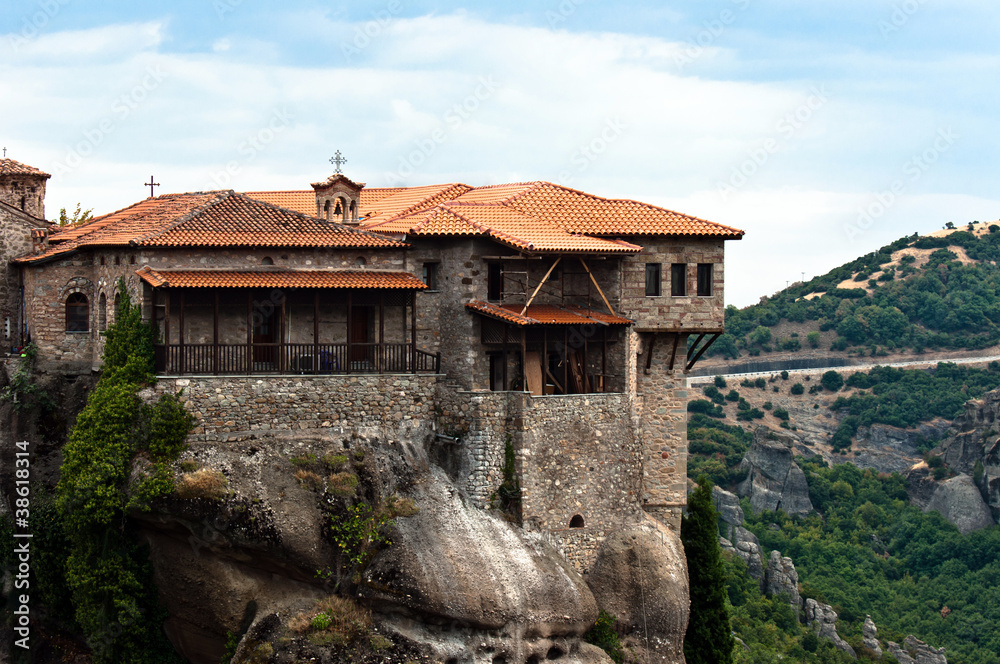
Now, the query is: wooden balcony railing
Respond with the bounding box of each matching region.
[154,343,441,375]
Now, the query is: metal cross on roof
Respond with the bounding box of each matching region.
[2,147,6,158]
[329,150,347,174]
[145,175,160,197]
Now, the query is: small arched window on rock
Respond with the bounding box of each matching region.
[569,514,585,529]
[66,293,89,332]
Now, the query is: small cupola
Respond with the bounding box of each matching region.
[312,173,364,225]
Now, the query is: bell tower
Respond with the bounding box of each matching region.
[0,156,51,219]
[311,173,363,225]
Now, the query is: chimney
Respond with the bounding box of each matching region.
[30,228,48,253]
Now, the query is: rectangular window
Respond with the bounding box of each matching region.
[644,263,661,296]
[671,263,687,296]
[697,263,714,296]
[422,262,439,290]
[488,263,503,301]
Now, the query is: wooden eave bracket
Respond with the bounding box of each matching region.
[578,257,617,317]
[685,332,722,373]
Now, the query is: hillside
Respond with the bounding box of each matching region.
[701,220,1000,369]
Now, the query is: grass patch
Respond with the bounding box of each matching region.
[175,469,228,500]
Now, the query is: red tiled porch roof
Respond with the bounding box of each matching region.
[466,300,633,326]
[136,266,427,290]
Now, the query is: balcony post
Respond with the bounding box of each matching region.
[410,291,417,374]
[313,290,319,375]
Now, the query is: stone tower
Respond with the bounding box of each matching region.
[0,158,51,220]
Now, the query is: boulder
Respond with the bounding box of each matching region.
[863,615,882,658]
[923,474,995,534]
[764,550,800,609]
[803,599,856,659]
[738,429,814,515]
[888,636,948,664]
[587,516,690,664]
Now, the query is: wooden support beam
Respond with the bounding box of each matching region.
[686,332,722,373]
[644,333,657,374]
[521,256,561,316]
[578,258,616,316]
[668,332,682,371]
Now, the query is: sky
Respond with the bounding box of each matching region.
[2,0,999,307]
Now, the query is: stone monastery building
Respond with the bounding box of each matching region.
[0,156,743,567]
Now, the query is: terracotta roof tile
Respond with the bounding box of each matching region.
[0,158,51,178]
[466,300,633,326]
[136,266,427,290]
[359,183,473,225]
[505,182,743,237]
[17,191,405,263]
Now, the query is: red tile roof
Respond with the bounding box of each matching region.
[371,202,642,253]
[0,158,51,178]
[466,300,633,326]
[246,179,742,248]
[136,266,427,290]
[17,191,406,264]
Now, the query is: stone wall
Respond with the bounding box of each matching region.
[636,331,689,532]
[0,172,47,220]
[0,205,44,347]
[146,373,442,443]
[620,238,725,331]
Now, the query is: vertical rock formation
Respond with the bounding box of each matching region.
[764,550,800,609]
[737,429,814,516]
[803,599,856,659]
[938,390,1000,525]
[714,486,764,583]
[863,615,882,658]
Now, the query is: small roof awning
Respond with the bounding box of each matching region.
[136,266,428,290]
[466,300,633,326]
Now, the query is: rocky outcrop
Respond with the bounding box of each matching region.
[713,485,745,539]
[923,474,995,534]
[587,516,690,664]
[863,615,882,658]
[764,550,800,609]
[738,429,814,515]
[133,426,614,664]
[713,487,764,583]
[888,636,948,664]
[938,390,1000,525]
[852,421,949,475]
[803,599,856,658]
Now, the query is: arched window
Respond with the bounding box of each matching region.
[113,293,121,323]
[98,293,107,331]
[334,199,343,217]
[66,293,89,332]
[349,200,357,222]
[324,200,331,221]
[355,256,367,267]
[569,514,585,529]
[261,256,274,265]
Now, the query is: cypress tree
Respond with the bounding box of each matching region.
[682,475,734,664]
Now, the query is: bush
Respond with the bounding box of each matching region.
[773,408,790,421]
[725,390,740,402]
[806,331,821,348]
[689,399,726,418]
[584,610,625,664]
[715,375,727,388]
[790,383,805,395]
[821,370,844,391]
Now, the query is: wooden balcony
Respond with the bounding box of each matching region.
[155,342,440,375]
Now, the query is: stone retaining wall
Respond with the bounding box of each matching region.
[147,373,442,442]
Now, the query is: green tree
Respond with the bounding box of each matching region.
[54,203,93,226]
[683,476,735,664]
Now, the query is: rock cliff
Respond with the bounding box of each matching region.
[922,474,995,534]
[862,616,882,658]
[938,389,1000,525]
[737,429,814,515]
[888,635,948,664]
[764,550,800,609]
